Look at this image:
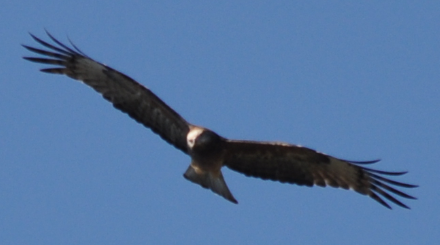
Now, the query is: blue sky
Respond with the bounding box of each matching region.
[1,1,439,244]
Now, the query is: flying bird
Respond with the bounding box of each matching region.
[23,32,417,209]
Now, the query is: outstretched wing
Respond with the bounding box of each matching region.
[223,140,417,209]
[23,32,191,153]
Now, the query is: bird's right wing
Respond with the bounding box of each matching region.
[23,32,191,154]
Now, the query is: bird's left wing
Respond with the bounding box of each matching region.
[23,32,191,153]
[223,140,417,209]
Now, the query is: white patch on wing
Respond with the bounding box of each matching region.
[187,127,204,148]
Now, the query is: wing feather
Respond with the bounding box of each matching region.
[224,140,416,209]
[23,33,191,153]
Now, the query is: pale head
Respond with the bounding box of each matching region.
[187,127,205,149]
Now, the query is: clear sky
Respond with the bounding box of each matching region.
[1,1,439,244]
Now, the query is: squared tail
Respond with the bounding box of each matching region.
[183,165,238,204]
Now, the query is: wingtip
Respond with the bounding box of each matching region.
[349,159,381,164]
[44,28,51,37]
[407,183,419,188]
[28,32,40,42]
[45,30,57,42]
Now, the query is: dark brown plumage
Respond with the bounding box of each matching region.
[23,32,417,209]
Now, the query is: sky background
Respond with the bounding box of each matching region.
[1,1,439,244]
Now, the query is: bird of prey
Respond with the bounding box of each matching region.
[23,32,417,209]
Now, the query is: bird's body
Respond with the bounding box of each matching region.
[23,32,417,209]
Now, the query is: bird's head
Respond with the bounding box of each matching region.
[187,127,223,155]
